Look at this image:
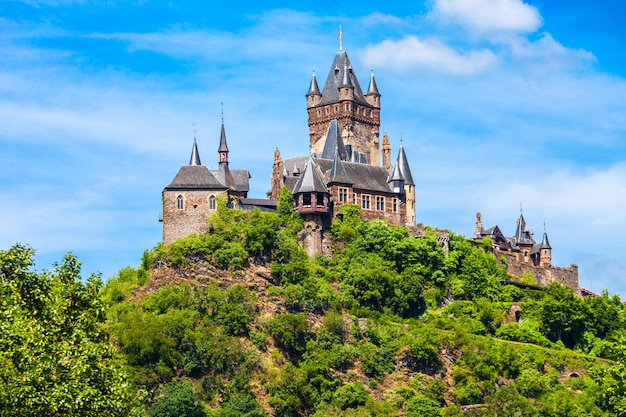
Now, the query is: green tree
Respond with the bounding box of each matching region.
[149,382,205,417]
[0,245,145,417]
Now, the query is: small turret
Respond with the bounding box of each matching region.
[540,227,552,267]
[338,62,355,101]
[218,120,229,166]
[365,70,381,108]
[306,70,322,108]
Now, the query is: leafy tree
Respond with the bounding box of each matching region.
[539,282,585,347]
[0,245,145,416]
[406,394,442,417]
[268,313,312,358]
[149,382,205,417]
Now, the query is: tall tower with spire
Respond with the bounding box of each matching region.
[306,49,381,166]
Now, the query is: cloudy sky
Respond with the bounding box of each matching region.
[1,0,625,296]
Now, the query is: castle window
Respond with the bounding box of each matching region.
[352,193,357,204]
[361,194,371,210]
[345,103,350,111]
[316,193,325,206]
[302,194,312,207]
[177,195,183,210]
[317,110,321,117]
[209,195,216,210]
[335,106,339,113]
[376,196,385,211]
[339,187,348,203]
[392,198,398,213]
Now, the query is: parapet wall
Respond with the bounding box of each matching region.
[497,250,580,293]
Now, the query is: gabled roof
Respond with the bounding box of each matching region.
[211,167,250,193]
[293,157,328,194]
[164,166,228,191]
[317,50,370,107]
[328,146,353,185]
[284,156,395,194]
[320,119,348,160]
[396,143,414,186]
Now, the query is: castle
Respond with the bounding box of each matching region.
[160,44,580,292]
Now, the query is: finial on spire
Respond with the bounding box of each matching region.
[192,122,197,138]
[337,24,343,51]
[520,203,523,215]
[221,102,224,123]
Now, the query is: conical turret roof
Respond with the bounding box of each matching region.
[218,121,229,153]
[293,156,328,194]
[396,143,414,186]
[307,71,321,95]
[366,70,380,96]
[328,145,353,185]
[318,50,369,106]
[189,137,201,166]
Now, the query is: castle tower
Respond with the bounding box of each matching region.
[307,50,381,166]
[396,142,416,226]
[539,229,552,267]
[162,137,229,245]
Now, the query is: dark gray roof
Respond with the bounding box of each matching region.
[189,137,201,166]
[239,198,277,208]
[293,157,329,194]
[307,71,321,95]
[389,161,404,182]
[165,166,228,191]
[317,50,370,107]
[366,71,380,96]
[328,146,353,185]
[284,156,394,194]
[513,214,536,246]
[211,166,250,192]
[396,144,414,186]
[321,120,348,160]
[540,231,551,249]
[218,122,229,153]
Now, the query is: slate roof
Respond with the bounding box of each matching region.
[317,50,370,107]
[284,155,394,194]
[307,71,321,95]
[211,167,250,193]
[366,71,380,96]
[513,214,536,246]
[164,166,228,191]
[321,119,348,160]
[328,146,353,185]
[396,144,414,186]
[190,137,201,166]
[218,122,229,153]
[293,157,328,194]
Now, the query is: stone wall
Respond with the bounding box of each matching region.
[162,190,224,245]
[497,250,580,294]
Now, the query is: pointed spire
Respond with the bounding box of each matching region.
[367,70,380,96]
[293,156,328,194]
[307,70,321,95]
[541,222,552,249]
[218,120,229,153]
[396,141,414,186]
[328,144,353,184]
[189,137,202,166]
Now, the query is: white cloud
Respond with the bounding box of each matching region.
[430,0,542,34]
[361,35,498,75]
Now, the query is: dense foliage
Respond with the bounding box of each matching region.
[5,189,626,416]
[0,245,145,416]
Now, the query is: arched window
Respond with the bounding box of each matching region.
[209,195,216,210]
[177,195,183,210]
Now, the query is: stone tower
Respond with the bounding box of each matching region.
[162,138,228,245]
[396,142,416,225]
[307,50,381,166]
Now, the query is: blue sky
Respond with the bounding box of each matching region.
[1,0,626,297]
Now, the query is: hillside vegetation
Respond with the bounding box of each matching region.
[3,190,626,416]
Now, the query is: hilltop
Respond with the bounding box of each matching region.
[100,193,626,416]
